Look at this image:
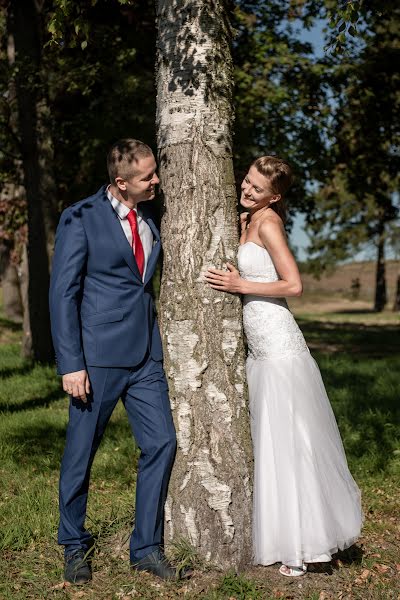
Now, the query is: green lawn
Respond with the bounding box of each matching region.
[0,311,399,599]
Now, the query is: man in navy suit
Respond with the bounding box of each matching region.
[49,139,178,584]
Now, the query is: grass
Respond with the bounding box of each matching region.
[0,305,399,599]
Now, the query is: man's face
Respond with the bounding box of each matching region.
[116,154,159,203]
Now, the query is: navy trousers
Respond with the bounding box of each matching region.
[58,355,176,561]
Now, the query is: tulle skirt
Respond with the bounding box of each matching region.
[247,349,363,567]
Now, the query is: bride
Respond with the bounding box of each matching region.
[205,156,362,576]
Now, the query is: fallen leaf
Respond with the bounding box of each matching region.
[51,581,71,590]
[361,569,371,579]
[177,587,190,595]
[373,563,390,574]
[354,569,371,585]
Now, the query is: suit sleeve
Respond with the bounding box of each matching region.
[49,206,88,375]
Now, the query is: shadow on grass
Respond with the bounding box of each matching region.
[0,388,65,414]
[307,544,364,575]
[3,421,67,470]
[0,363,36,379]
[299,319,400,357]
[334,544,364,566]
[2,409,138,473]
[0,316,22,332]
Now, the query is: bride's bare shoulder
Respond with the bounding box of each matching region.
[261,209,283,228]
[259,211,286,243]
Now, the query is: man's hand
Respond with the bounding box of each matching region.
[62,370,90,402]
[205,263,243,294]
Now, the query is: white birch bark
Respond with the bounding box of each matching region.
[156,0,252,569]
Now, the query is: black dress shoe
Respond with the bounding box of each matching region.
[131,549,178,580]
[64,549,92,584]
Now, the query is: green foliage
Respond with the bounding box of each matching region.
[325,0,363,53]
[320,0,399,55]
[232,1,329,218]
[0,0,156,223]
[231,1,399,306]
[304,1,400,309]
[46,0,157,202]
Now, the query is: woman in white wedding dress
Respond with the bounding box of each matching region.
[205,156,362,577]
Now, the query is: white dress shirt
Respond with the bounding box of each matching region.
[107,186,153,280]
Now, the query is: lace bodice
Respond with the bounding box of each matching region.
[238,242,308,360]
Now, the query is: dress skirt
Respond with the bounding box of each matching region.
[247,349,363,567]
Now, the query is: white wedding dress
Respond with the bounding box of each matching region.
[238,241,363,567]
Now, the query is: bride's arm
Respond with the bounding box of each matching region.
[205,219,303,298]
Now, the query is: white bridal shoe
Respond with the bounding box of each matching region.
[279,564,307,577]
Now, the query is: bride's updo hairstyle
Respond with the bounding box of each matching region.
[252,156,294,224]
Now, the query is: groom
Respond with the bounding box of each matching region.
[49,139,178,584]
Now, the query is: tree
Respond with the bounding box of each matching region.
[305,0,400,311]
[156,0,252,568]
[8,0,54,361]
[45,0,157,201]
[232,0,329,215]
[0,0,158,357]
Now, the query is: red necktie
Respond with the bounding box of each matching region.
[127,209,145,278]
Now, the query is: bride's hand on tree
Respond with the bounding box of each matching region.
[205,263,243,293]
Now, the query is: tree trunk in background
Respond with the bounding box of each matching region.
[374,227,387,312]
[156,0,252,569]
[10,0,54,362]
[20,244,32,358]
[1,259,23,323]
[393,275,400,312]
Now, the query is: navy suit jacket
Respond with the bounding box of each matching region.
[49,185,163,375]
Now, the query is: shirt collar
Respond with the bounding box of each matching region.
[106,185,140,221]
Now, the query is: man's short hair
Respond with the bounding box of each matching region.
[107,139,153,184]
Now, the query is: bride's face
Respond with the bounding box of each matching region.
[240,166,280,211]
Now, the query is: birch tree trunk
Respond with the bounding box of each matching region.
[156,0,252,569]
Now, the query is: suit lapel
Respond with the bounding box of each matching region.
[140,209,161,285]
[99,191,142,282]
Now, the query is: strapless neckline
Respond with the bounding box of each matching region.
[239,241,266,250]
